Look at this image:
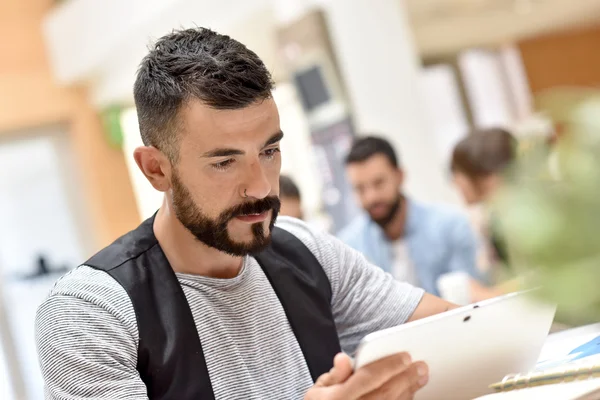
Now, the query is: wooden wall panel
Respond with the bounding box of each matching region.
[518,25,600,94]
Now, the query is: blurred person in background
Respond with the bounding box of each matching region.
[450,127,517,275]
[279,174,303,220]
[339,136,499,303]
[35,27,460,400]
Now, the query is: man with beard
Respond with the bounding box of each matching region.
[35,28,457,400]
[339,136,491,301]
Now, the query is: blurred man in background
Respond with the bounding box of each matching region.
[339,136,498,302]
[279,174,303,220]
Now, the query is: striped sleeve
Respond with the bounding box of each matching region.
[276,217,425,355]
[35,267,148,400]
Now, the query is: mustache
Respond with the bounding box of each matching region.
[367,202,390,211]
[224,196,281,219]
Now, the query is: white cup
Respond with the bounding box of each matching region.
[437,272,471,305]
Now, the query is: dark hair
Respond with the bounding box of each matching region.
[451,128,517,178]
[345,136,399,168]
[133,27,275,161]
[279,175,301,200]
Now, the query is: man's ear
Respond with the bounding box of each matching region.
[395,168,405,187]
[133,146,172,192]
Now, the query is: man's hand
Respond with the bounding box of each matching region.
[305,353,428,400]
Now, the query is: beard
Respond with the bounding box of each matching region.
[171,171,280,256]
[367,193,402,228]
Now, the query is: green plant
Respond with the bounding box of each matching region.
[494,93,600,325]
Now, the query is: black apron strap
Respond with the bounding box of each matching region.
[86,217,214,400]
[254,226,341,381]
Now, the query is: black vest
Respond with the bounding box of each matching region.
[85,216,341,399]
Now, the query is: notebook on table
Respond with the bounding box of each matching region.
[475,335,600,399]
[474,379,600,399]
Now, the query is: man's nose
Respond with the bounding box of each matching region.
[242,160,271,199]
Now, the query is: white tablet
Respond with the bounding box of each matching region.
[354,291,556,400]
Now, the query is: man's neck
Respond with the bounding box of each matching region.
[383,197,408,241]
[153,198,243,279]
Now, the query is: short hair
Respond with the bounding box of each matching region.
[345,136,399,168]
[451,127,517,178]
[279,175,301,200]
[133,27,275,161]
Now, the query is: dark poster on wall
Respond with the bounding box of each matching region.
[310,117,360,233]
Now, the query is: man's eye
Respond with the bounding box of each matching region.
[263,148,281,158]
[212,159,235,170]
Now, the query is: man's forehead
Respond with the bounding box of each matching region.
[349,154,395,173]
[179,98,280,145]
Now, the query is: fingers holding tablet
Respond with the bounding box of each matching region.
[306,352,429,400]
[314,353,354,387]
[350,355,429,400]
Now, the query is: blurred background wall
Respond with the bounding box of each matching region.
[0,1,140,398]
[0,1,140,249]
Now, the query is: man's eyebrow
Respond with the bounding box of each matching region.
[202,148,244,158]
[264,130,284,147]
[202,131,284,158]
